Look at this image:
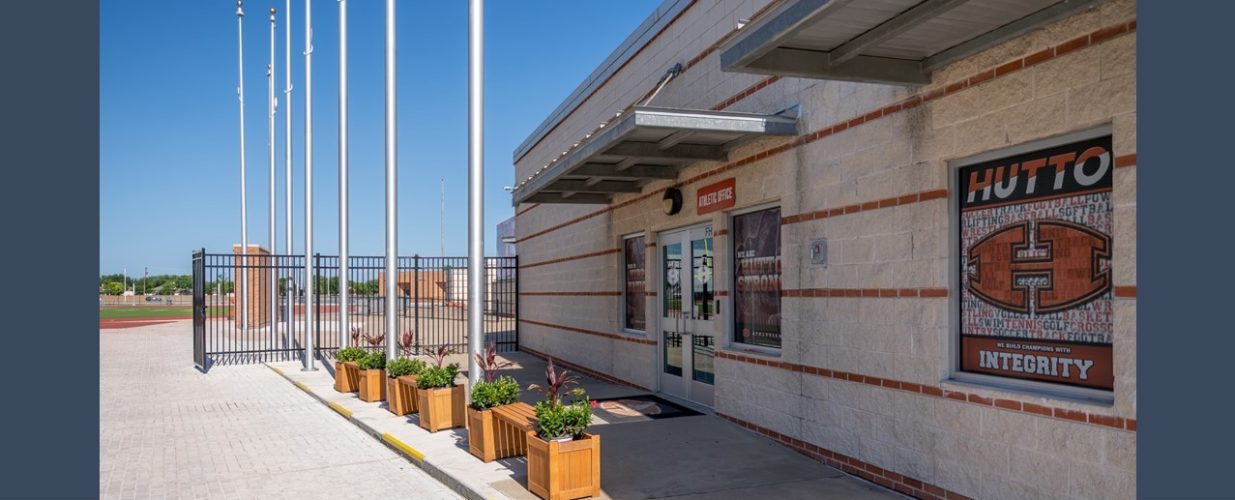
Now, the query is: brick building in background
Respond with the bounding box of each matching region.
[510,0,1135,498]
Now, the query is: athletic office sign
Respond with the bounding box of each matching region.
[697,178,736,215]
[958,134,1114,390]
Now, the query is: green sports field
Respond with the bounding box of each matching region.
[99,307,225,319]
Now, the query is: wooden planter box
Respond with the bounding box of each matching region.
[417,385,465,432]
[469,402,535,462]
[333,360,358,393]
[357,368,386,402]
[344,362,361,392]
[526,432,601,500]
[387,375,419,416]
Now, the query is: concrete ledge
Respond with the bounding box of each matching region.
[265,361,529,500]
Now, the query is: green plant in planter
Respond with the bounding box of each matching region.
[386,357,426,378]
[530,358,594,440]
[471,376,520,410]
[416,363,459,389]
[336,346,367,362]
[357,351,387,371]
[534,389,593,440]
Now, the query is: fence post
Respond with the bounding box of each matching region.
[314,253,322,361]
[514,255,520,350]
[413,255,420,355]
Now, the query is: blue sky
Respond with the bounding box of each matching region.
[100,0,660,275]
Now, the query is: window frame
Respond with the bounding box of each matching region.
[621,232,648,334]
[727,203,784,354]
[946,124,1116,406]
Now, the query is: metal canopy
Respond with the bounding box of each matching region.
[512,106,798,205]
[719,0,1099,85]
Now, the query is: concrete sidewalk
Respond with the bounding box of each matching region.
[100,320,461,500]
[268,351,900,500]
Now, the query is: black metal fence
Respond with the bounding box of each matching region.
[192,249,517,371]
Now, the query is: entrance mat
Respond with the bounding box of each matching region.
[591,395,702,424]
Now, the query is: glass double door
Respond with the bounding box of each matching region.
[659,225,718,407]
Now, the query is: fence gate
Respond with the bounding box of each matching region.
[191,250,518,371]
[192,250,205,370]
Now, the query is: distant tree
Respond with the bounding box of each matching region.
[103,282,124,295]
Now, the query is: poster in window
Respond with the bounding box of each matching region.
[733,207,781,348]
[624,236,646,331]
[958,134,1114,390]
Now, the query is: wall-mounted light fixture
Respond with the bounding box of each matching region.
[662,188,683,215]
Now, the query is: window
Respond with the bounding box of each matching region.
[732,207,781,348]
[954,130,1114,394]
[623,235,646,331]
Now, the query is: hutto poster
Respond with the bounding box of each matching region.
[958,135,1114,391]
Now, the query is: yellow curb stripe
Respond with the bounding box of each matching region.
[293,382,311,393]
[328,401,353,418]
[382,433,425,461]
[269,366,284,376]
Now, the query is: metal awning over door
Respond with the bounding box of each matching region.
[719,0,1100,85]
[511,107,798,205]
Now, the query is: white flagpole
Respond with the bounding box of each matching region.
[268,7,278,350]
[302,0,316,371]
[383,0,398,361]
[467,0,484,388]
[283,0,293,358]
[236,0,249,330]
[338,0,350,350]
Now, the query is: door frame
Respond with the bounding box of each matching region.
[655,222,718,407]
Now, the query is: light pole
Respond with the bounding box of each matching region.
[467,0,485,388]
[338,0,350,351]
[302,0,316,371]
[383,0,398,361]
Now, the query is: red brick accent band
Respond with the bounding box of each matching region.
[781,189,949,225]
[713,228,729,236]
[516,203,541,216]
[1114,153,1137,168]
[519,318,657,346]
[518,19,1137,246]
[519,248,620,269]
[518,291,622,297]
[1114,286,1136,298]
[716,412,970,500]
[518,345,651,391]
[783,287,949,298]
[712,76,781,111]
[716,350,1135,432]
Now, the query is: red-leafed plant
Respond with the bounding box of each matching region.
[364,331,384,349]
[475,343,510,383]
[349,326,362,346]
[399,330,417,357]
[428,345,454,369]
[528,358,580,406]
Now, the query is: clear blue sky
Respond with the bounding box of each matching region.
[100,0,660,276]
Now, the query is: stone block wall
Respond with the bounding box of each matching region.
[514,1,1137,498]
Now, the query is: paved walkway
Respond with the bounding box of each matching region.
[100,320,461,500]
[269,351,901,500]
